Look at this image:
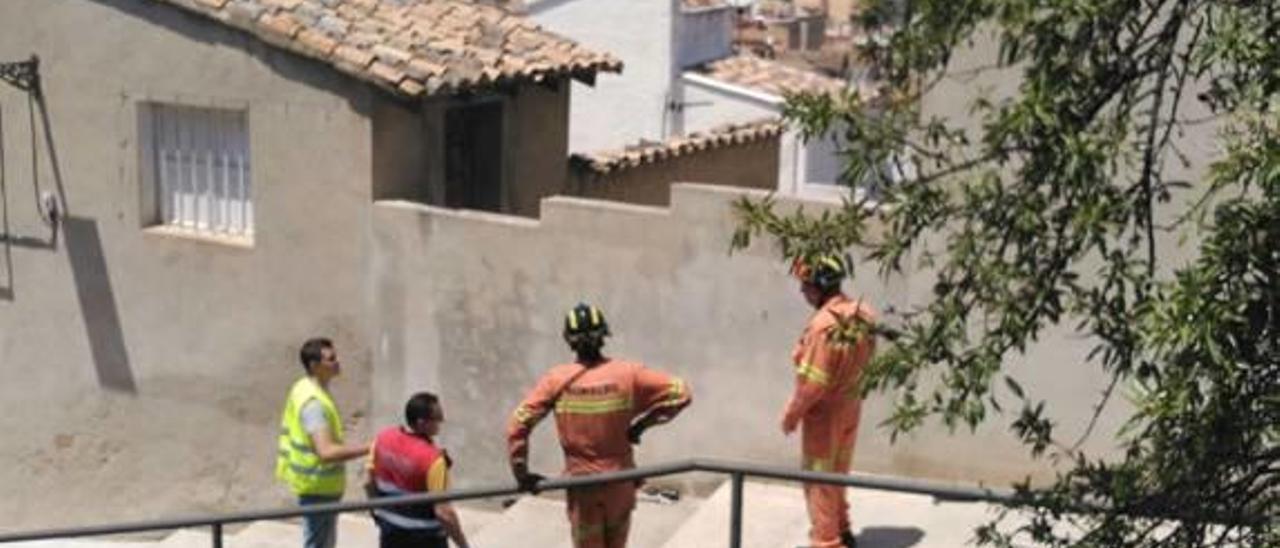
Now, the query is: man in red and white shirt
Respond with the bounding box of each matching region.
[366,392,469,548]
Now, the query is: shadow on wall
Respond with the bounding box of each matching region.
[858,526,926,547]
[65,217,136,393]
[0,69,135,391]
[0,83,63,299]
[42,73,135,393]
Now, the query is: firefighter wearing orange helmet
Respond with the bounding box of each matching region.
[784,255,878,548]
[507,303,692,548]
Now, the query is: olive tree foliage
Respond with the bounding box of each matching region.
[731,0,1277,545]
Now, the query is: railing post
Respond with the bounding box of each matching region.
[729,472,744,548]
[211,522,222,548]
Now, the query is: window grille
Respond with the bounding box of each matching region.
[147,104,252,237]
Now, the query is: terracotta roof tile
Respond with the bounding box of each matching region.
[398,78,426,96]
[570,119,785,175]
[264,0,303,9]
[258,10,304,41]
[334,44,376,70]
[368,60,406,84]
[296,28,340,56]
[155,0,622,98]
[681,0,728,10]
[699,53,848,97]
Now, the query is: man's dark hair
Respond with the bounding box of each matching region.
[299,337,333,373]
[405,392,440,425]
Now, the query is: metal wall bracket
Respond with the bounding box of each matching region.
[0,55,40,93]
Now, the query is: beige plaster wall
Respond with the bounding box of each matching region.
[0,0,380,528]
[368,183,1135,493]
[506,82,572,217]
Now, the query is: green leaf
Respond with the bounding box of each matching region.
[1004,375,1026,400]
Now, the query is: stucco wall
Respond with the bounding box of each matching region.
[570,139,780,206]
[901,27,1219,475]
[676,7,735,69]
[682,74,817,194]
[368,183,1130,491]
[373,98,431,203]
[0,0,379,527]
[506,82,572,217]
[526,0,677,152]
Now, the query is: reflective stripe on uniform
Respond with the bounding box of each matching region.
[372,508,443,531]
[286,439,316,454]
[374,478,410,495]
[512,405,536,425]
[667,378,685,399]
[555,396,632,415]
[652,378,688,409]
[288,462,344,477]
[796,362,830,386]
[803,456,833,472]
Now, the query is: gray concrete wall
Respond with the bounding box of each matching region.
[368,183,1129,491]
[0,0,380,528]
[506,82,572,217]
[682,74,835,196]
[898,26,1222,477]
[676,7,736,69]
[526,0,677,152]
[372,98,431,203]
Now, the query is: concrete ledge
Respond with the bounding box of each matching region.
[374,200,541,229]
[141,225,255,250]
[539,195,671,237]
[541,194,671,218]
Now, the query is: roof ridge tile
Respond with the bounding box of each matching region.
[154,0,620,98]
[571,119,785,175]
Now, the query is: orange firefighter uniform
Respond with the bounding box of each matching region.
[785,294,877,547]
[507,359,691,548]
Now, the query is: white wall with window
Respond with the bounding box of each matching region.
[140,103,252,240]
[680,73,911,202]
[676,5,735,69]
[524,0,675,151]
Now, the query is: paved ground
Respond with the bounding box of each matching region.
[2,477,1018,548]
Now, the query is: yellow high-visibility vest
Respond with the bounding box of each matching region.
[276,377,345,496]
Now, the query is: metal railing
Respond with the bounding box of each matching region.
[0,458,1015,548]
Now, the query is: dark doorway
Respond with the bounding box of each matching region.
[444,100,503,212]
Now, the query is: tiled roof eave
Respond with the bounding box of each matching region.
[571,119,785,176]
[699,53,852,100]
[153,0,623,100]
[420,60,622,98]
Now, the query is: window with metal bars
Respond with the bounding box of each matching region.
[142,103,252,238]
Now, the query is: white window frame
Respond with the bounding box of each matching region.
[139,102,252,241]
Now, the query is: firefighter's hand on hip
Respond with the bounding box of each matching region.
[780,404,799,435]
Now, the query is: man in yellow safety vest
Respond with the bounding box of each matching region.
[276,337,369,548]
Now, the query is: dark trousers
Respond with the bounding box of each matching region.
[378,526,447,548]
